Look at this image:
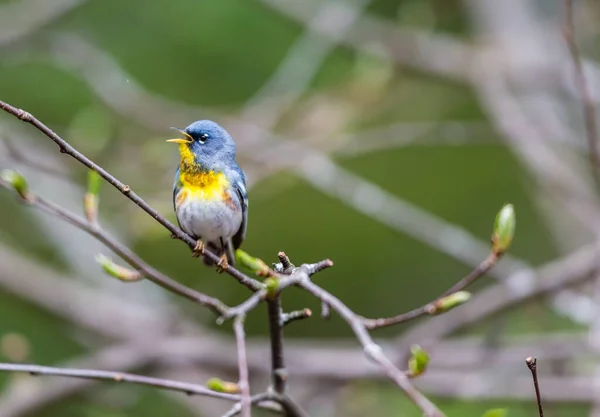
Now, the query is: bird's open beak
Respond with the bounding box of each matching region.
[166,127,193,144]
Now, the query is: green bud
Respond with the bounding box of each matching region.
[95,254,142,282]
[481,409,507,417]
[264,277,279,298]
[408,344,429,377]
[84,171,102,223]
[426,291,471,315]
[206,378,240,393]
[492,204,515,254]
[83,193,98,223]
[87,170,102,196]
[235,249,271,277]
[1,169,29,199]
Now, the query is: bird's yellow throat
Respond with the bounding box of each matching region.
[177,143,229,201]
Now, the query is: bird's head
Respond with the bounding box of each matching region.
[167,120,236,168]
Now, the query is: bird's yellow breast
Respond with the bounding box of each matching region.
[175,143,231,206]
[179,170,229,198]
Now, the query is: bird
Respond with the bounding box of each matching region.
[167,120,247,271]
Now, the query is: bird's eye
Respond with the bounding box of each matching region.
[198,133,210,142]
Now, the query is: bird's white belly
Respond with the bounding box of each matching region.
[177,197,242,243]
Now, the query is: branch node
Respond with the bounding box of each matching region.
[363,343,383,362]
[280,308,312,326]
[273,251,295,274]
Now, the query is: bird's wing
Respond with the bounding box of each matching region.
[231,172,248,250]
[172,167,185,230]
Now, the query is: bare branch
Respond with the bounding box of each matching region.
[0,99,262,292]
[396,242,599,352]
[526,357,545,417]
[281,308,312,327]
[267,296,286,394]
[234,315,251,417]
[365,252,499,329]
[0,362,237,401]
[0,178,229,316]
[297,279,444,417]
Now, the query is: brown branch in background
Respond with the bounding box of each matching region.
[0,363,238,401]
[0,179,229,316]
[268,251,292,395]
[0,99,262,292]
[563,0,600,188]
[234,315,251,417]
[267,296,287,394]
[364,251,499,329]
[526,357,545,417]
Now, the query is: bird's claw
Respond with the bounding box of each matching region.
[192,240,204,258]
[216,253,229,273]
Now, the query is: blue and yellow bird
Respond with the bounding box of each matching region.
[167,120,247,270]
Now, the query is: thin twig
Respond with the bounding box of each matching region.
[563,0,600,188]
[0,99,262,292]
[0,179,229,316]
[234,315,251,417]
[526,357,544,417]
[364,252,499,329]
[297,279,445,417]
[0,362,238,401]
[281,308,312,327]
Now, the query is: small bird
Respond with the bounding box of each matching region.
[167,120,247,271]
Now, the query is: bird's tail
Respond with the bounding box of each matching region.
[202,241,235,267]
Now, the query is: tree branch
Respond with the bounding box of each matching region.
[234,315,251,417]
[0,99,262,292]
[296,279,444,417]
[0,178,229,316]
[0,362,238,401]
[267,296,287,394]
[526,357,544,417]
[364,251,499,329]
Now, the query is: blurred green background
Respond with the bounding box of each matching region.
[0,0,597,416]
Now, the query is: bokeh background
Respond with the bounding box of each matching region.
[0,0,599,415]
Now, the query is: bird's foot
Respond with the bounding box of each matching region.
[192,240,205,258]
[216,253,229,273]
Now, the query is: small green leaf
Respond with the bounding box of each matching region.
[408,344,429,377]
[206,378,239,393]
[84,171,102,223]
[235,249,271,276]
[87,170,102,196]
[481,408,507,417]
[426,291,471,315]
[96,254,142,282]
[492,204,515,254]
[1,169,29,199]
